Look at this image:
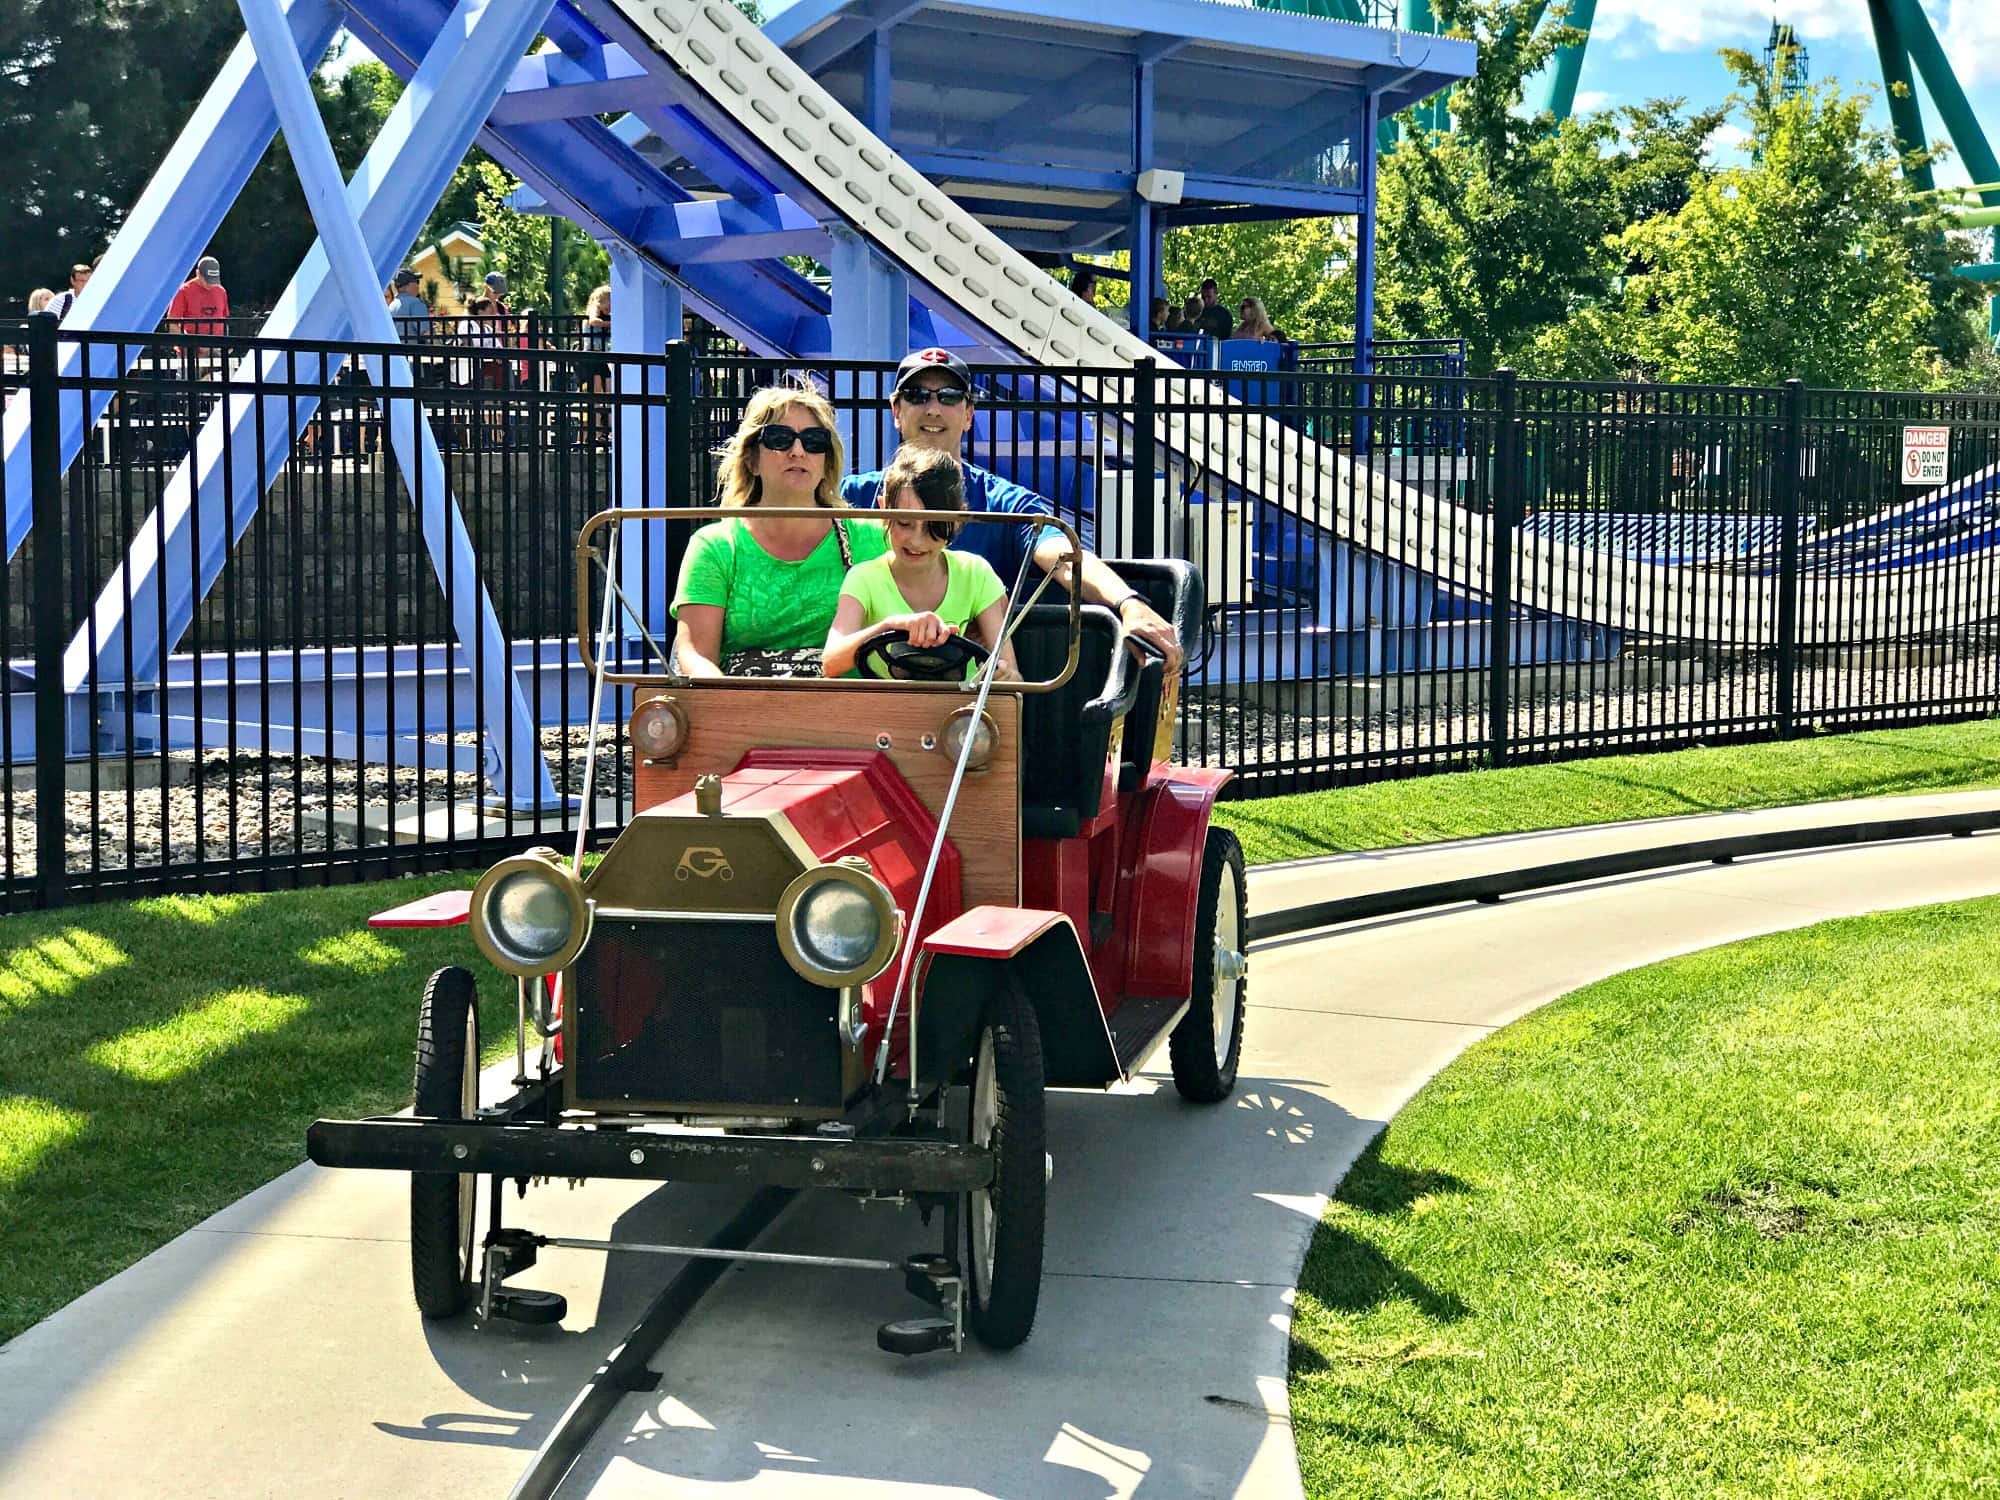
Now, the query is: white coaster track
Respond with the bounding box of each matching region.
[613,0,1995,648]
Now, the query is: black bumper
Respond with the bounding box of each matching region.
[306,1117,993,1192]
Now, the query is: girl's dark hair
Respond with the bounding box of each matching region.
[881,447,965,542]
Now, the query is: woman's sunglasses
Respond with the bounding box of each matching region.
[757,423,835,454]
[897,386,969,408]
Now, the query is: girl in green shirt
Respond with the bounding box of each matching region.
[822,448,1020,681]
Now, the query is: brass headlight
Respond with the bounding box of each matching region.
[775,861,900,988]
[632,696,689,761]
[939,706,997,772]
[470,850,592,977]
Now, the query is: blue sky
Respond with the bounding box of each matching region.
[329,0,2000,186]
[1576,0,1999,186]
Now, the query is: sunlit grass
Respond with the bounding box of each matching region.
[0,1097,88,1188]
[1216,718,2000,865]
[0,929,129,1016]
[1290,897,2000,1497]
[0,874,490,1342]
[85,990,312,1084]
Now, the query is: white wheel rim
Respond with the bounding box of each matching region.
[458,1009,478,1277]
[1212,873,1243,1070]
[968,1029,999,1295]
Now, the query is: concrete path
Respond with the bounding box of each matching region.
[5,804,2000,1499]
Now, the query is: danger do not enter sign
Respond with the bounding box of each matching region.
[1902,426,1950,486]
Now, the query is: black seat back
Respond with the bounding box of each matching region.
[1011,604,1121,839]
[1098,560,1203,791]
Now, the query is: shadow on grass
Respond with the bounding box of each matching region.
[1290,1134,1471,1360]
[0,881,480,1342]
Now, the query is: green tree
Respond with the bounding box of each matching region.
[470,160,609,313]
[1,0,241,307]
[1160,219,1355,344]
[1616,53,1938,389]
[1371,0,1615,374]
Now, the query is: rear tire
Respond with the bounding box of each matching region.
[410,966,480,1319]
[964,984,1046,1350]
[1169,828,1248,1103]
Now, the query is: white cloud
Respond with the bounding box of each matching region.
[1938,0,2000,87]
[1703,120,1753,166]
[1594,0,1870,53]
[1572,89,1616,114]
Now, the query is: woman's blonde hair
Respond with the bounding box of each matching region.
[586,285,610,321]
[1236,297,1276,338]
[716,380,848,510]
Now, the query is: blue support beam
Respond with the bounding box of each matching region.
[610,242,681,635]
[230,0,558,810]
[66,0,556,741]
[1129,59,1157,331]
[829,226,909,470]
[1354,88,1380,454]
[487,41,660,125]
[0,0,343,560]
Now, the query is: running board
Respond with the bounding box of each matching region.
[1107,996,1190,1078]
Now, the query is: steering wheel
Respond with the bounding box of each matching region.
[859,628,990,681]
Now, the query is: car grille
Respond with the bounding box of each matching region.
[568,915,843,1113]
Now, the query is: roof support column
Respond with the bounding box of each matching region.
[609,242,680,636]
[1354,89,1380,455]
[828,225,908,471]
[1128,58,1156,334]
[862,25,892,138]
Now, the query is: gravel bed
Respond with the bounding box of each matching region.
[6,649,1995,881]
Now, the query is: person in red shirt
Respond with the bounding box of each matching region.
[167,257,231,338]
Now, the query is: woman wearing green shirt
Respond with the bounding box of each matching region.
[671,382,886,676]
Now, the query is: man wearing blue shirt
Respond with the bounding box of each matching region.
[841,348,1182,664]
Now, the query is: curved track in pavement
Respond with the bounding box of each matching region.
[5,796,2000,1499]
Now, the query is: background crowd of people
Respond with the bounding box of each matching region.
[1065,267,1288,344]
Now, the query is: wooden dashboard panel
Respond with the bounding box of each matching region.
[631,685,1021,908]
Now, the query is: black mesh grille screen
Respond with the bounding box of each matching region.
[570,917,841,1110]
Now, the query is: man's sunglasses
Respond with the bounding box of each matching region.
[896,386,970,408]
[757,423,835,454]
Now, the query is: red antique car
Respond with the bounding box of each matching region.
[308,509,1249,1354]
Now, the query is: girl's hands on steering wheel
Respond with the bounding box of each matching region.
[875,611,955,648]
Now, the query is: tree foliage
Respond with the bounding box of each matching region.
[1160,219,1355,344]
[1371,0,1616,374]
[470,160,609,312]
[1616,52,1939,389]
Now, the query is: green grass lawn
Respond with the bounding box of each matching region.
[1214,719,2000,866]
[6,719,2000,1348]
[0,874,488,1344]
[1290,896,2000,1498]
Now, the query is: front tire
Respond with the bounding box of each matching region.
[1169,828,1248,1103]
[964,984,1046,1350]
[410,966,481,1319]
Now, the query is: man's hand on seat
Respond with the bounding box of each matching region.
[1117,596,1184,670]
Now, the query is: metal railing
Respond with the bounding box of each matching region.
[4,317,1999,906]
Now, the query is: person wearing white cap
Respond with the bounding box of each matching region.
[841,347,1182,665]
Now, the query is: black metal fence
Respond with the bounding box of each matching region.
[5,314,1999,909]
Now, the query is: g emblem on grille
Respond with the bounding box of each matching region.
[675,846,735,882]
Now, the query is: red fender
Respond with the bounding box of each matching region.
[915,907,1120,1088]
[1120,766,1233,1001]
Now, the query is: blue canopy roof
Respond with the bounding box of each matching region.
[758,0,1475,250]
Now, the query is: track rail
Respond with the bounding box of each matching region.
[1246,809,2000,942]
[506,1185,796,1500]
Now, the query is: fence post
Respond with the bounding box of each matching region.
[1130,357,1157,557]
[1775,377,1803,739]
[26,315,66,908]
[1487,368,1518,769]
[666,338,696,500]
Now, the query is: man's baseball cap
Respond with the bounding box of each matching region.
[484,271,508,293]
[394,268,421,288]
[197,257,221,284]
[894,347,972,396]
